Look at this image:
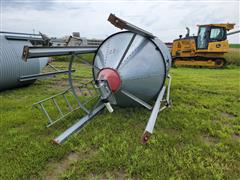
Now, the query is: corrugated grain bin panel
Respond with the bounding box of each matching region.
[0,33,47,91]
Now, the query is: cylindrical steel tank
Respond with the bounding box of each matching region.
[0,32,48,91]
[93,31,171,106]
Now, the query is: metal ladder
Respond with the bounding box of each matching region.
[33,80,98,127]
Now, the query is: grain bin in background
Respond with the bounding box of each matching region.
[0,32,49,91]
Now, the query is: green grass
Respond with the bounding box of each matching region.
[224,49,240,66]
[230,44,240,48]
[0,61,240,179]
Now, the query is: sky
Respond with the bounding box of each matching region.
[1,0,239,43]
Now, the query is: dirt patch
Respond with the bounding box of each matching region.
[161,128,181,136]
[78,89,96,97]
[51,78,96,97]
[232,134,240,141]
[55,78,69,88]
[54,78,82,88]
[53,78,92,89]
[202,134,218,145]
[221,112,236,119]
[42,150,97,180]
[88,169,128,180]
[44,151,80,180]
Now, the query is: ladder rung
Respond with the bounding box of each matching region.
[39,103,52,123]
[63,94,73,111]
[52,98,64,117]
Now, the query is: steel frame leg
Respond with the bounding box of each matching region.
[141,74,172,144]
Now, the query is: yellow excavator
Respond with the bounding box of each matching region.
[171,23,239,68]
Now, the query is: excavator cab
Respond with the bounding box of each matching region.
[171,23,235,68]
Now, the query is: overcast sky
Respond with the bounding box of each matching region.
[1,0,239,43]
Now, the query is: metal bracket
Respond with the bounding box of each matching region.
[121,90,152,110]
[108,13,155,39]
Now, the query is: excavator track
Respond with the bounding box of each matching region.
[173,58,226,68]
